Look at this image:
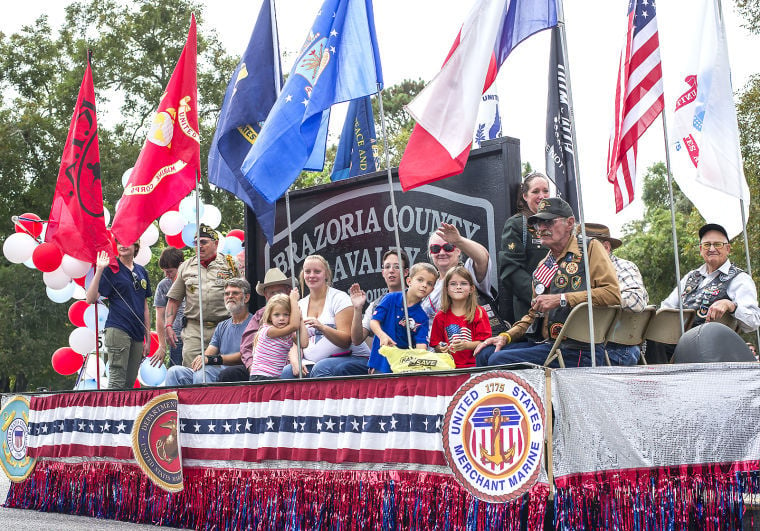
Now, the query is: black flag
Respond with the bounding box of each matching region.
[545,26,578,216]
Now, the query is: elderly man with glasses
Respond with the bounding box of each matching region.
[165,224,241,367]
[476,197,621,367]
[165,278,253,386]
[661,223,760,332]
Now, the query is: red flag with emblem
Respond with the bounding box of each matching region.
[110,14,200,246]
[46,58,112,264]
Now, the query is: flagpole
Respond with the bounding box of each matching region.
[94,302,101,390]
[556,1,596,364]
[376,83,413,348]
[194,180,207,383]
[271,0,304,377]
[715,0,759,345]
[660,112,686,334]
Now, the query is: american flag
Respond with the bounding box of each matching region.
[533,255,559,288]
[445,323,472,344]
[606,0,664,212]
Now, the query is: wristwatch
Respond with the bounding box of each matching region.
[559,294,567,307]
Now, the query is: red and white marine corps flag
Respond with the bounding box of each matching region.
[606,0,664,212]
[110,15,200,246]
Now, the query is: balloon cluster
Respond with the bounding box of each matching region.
[3,187,245,384]
[157,191,244,255]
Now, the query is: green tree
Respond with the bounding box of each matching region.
[0,0,237,390]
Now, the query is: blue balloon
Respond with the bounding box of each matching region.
[181,223,198,248]
[139,358,167,387]
[75,378,98,391]
[223,237,243,256]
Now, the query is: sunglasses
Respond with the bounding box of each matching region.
[430,243,456,254]
[131,271,141,291]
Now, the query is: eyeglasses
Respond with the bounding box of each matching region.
[131,271,140,291]
[699,241,728,250]
[382,264,401,270]
[429,243,456,254]
[224,290,244,298]
[533,218,561,229]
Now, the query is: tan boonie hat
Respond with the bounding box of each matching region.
[584,223,622,250]
[255,268,293,296]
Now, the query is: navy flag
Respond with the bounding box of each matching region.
[208,0,282,243]
[331,96,377,181]
[241,0,383,203]
[545,26,578,216]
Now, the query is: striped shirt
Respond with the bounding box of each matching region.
[250,324,294,377]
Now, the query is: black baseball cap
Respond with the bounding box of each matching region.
[698,223,728,241]
[527,197,574,224]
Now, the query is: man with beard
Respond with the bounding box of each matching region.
[165,278,253,386]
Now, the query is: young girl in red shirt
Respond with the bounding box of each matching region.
[430,266,492,368]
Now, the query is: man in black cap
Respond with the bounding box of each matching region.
[661,223,759,332]
[476,198,621,367]
[165,224,242,367]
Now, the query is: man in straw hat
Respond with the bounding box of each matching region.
[585,222,648,365]
[165,224,241,367]
[217,268,294,382]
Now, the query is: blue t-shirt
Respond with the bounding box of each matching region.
[99,260,152,342]
[368,291,429,373]
[210,313,253,355]
[154,277,185,334]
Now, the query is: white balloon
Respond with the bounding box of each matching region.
[135,245,152,266]
[61,254,92,278]
[84,303,109,331]
[104,207,111,226]
[39,222,48,241]
[83,353,106,379]
[140,223,159,247]
[178,194,205,223]
[3,233,38,264]
[47,283,75,303]
[159,211,186,236]
[200,204,222,229]
[115,198,123,213]
[23,257,37,269]
[43,267,72,290]
[122,167,134,187]
[69,327,97,355]
[72,284,87,300]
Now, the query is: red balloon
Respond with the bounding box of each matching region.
[32,242,63,272]
[68,301,89,327]
[166,232,186,249]
[227,229,245,242]
[73,275,87,288]
[51,346,84,375]
[15,212,42,238]
[133,379,141,388]
[149,331,160,356]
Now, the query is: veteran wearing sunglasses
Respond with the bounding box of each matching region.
[422,222,492,320]
[86,240,152,389]
[661,223,760,332]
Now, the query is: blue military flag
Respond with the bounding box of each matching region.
[208,0,281,243]
[331,96,377,181]
[241,0,383,203]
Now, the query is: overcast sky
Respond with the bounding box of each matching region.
[5,1,759,234]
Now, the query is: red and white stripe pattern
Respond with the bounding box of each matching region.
[533,255,558,289]
[606,0,664,212]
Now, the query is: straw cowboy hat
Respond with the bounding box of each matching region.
[584,223,622,250]
[255,268,293,296]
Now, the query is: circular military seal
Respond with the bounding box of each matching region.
[0,396,36,482]
[554,273,568,289]
[534,283,545,295]
[442,371,545,503]
[131,392,183,493]
[565,262,578,275]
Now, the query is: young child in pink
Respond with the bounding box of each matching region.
[430,266,492,368]
[249,289,309,380]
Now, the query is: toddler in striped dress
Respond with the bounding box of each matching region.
[249,289,309,381]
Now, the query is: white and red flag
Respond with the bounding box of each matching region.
[110,15,200,246]
[665,0,749,238]
[606,0,664,212]
[398,0,557,191]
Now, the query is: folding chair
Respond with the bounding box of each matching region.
[543,303,619,368]
[644,308,696,345]
[715,312,741,332]
[604,305,656,365]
